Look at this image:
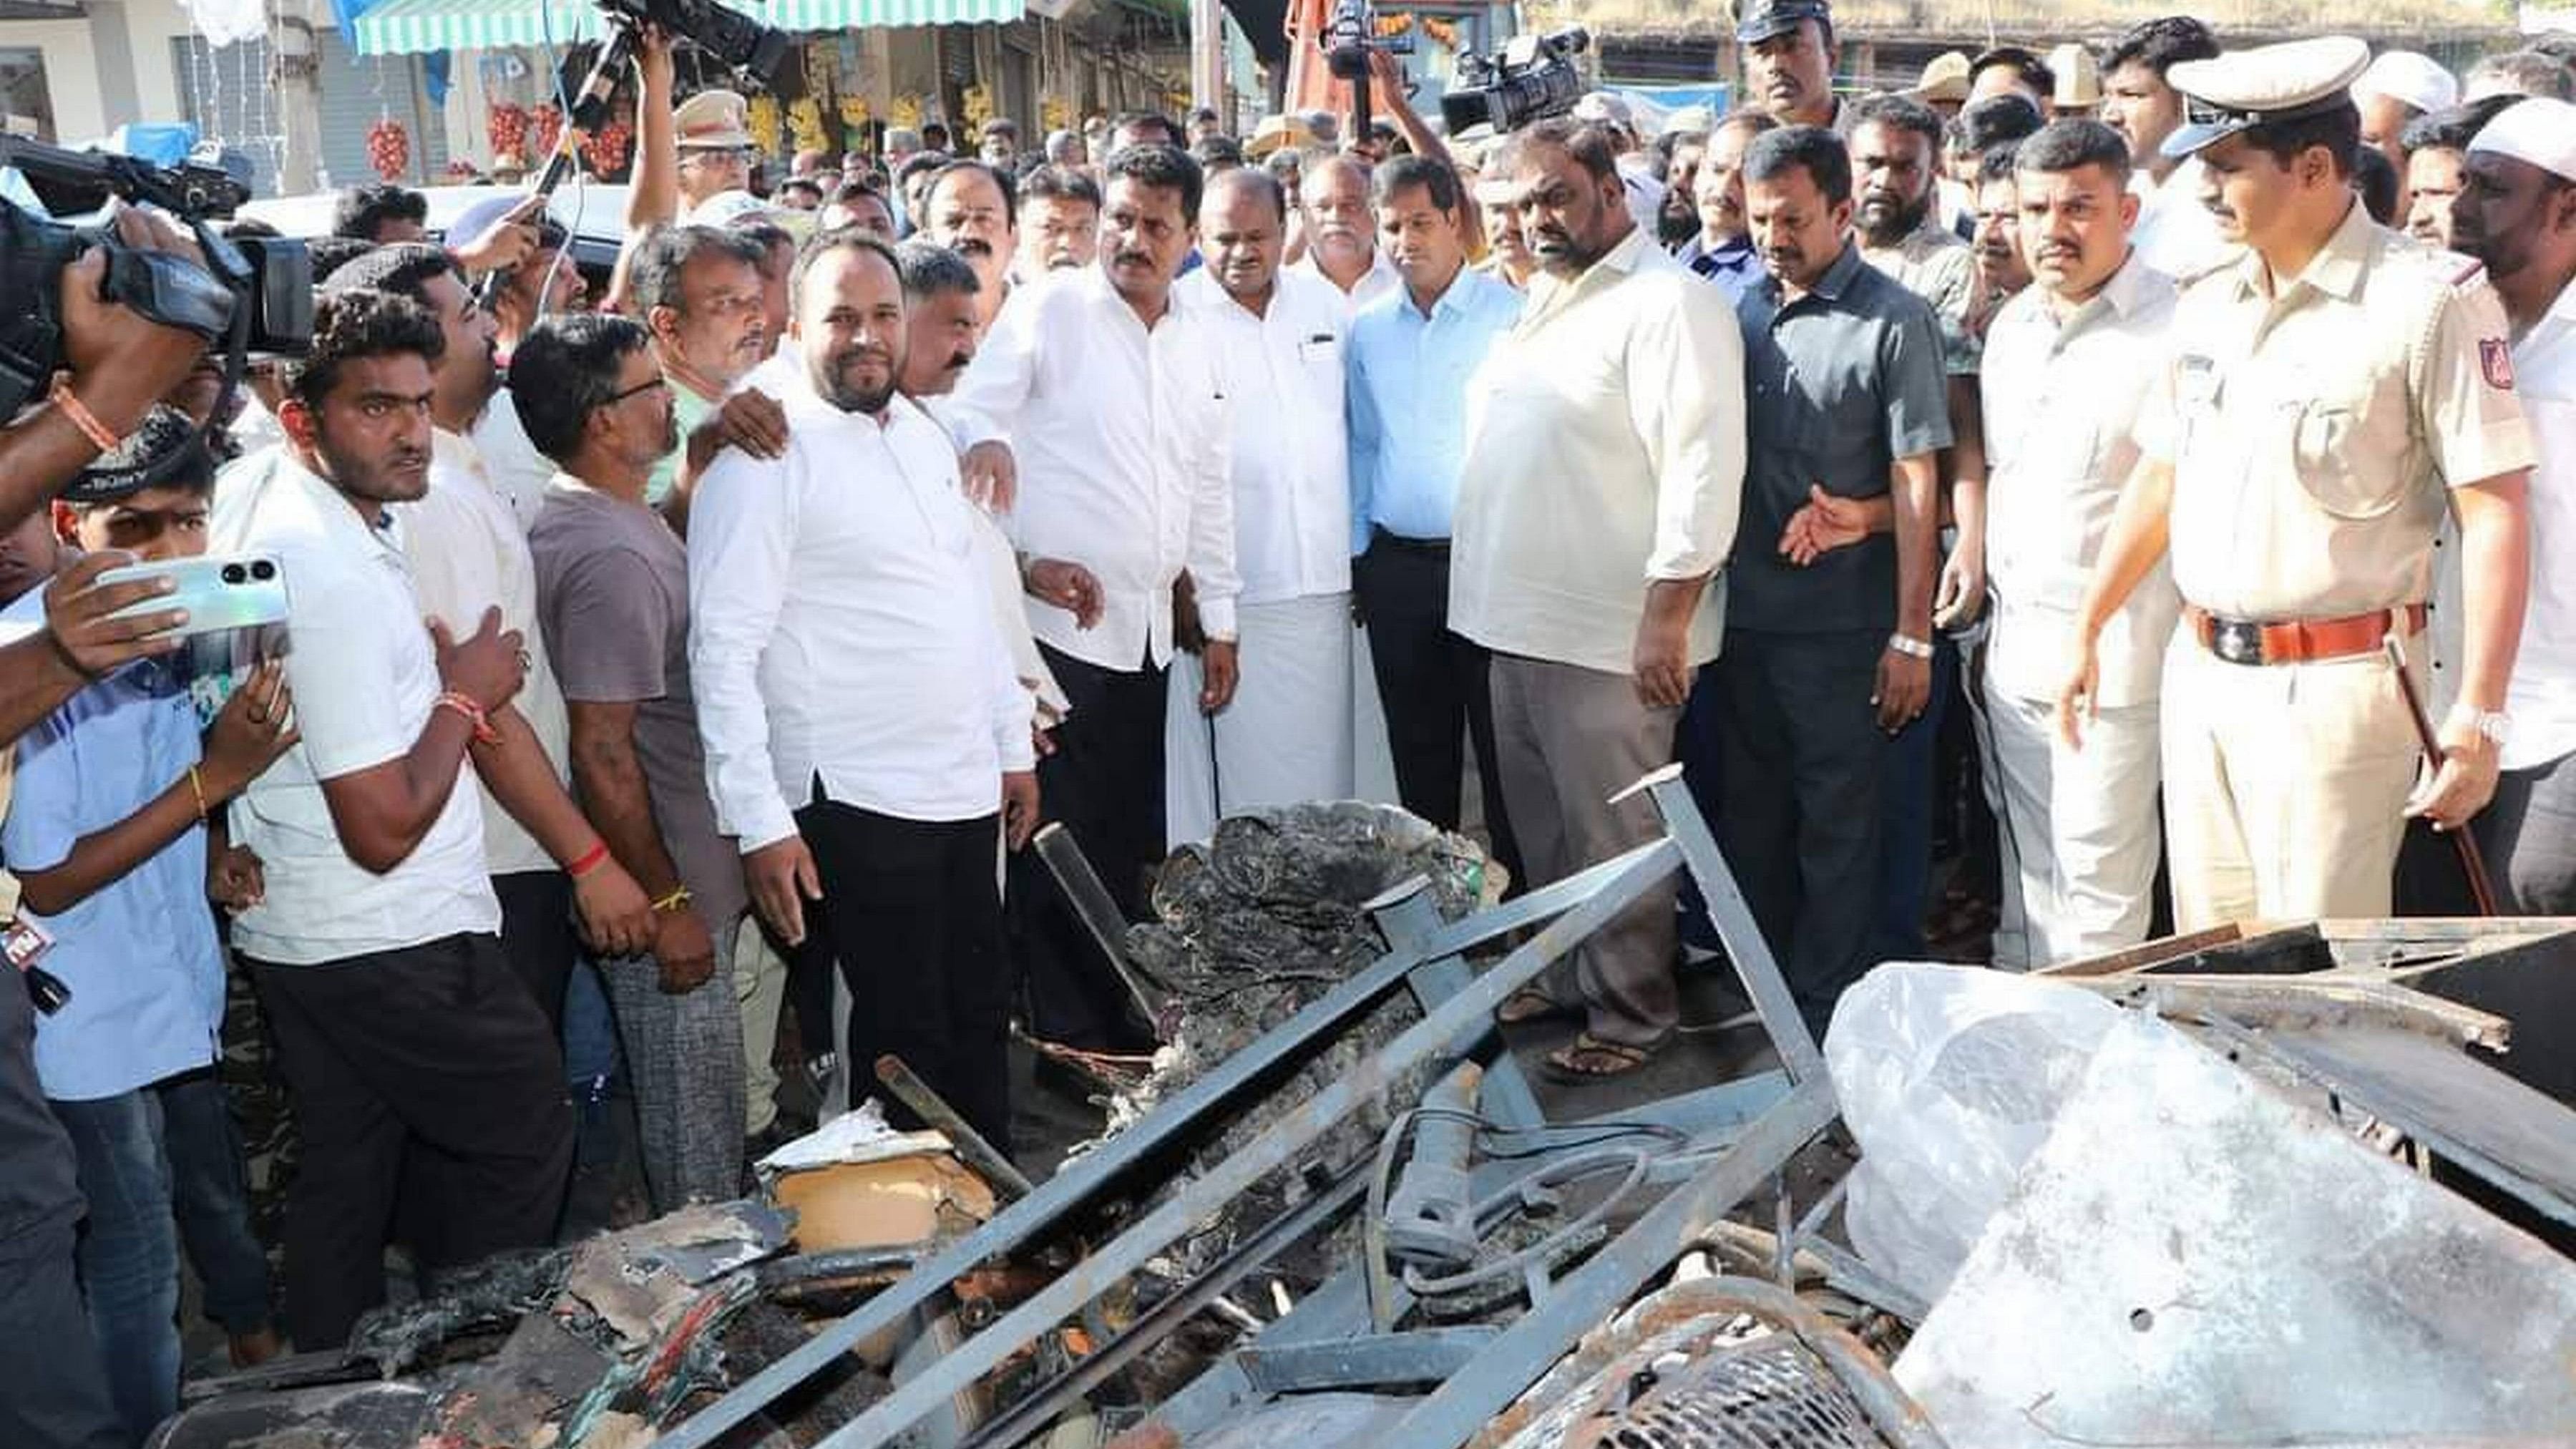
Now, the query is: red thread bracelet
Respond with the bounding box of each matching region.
[566,840,610,879]
[433,691,501,746]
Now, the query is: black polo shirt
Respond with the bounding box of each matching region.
[1727,241,1953,634]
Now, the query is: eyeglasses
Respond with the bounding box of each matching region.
[605,376,670,406]
[681,147,753,167]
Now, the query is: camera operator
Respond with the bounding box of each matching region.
[0,210,236,1449]
[3,412,295,1443]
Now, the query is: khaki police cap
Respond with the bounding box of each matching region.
[674,89,753,151]
[2162,35,2371,160]
[1908,51,1973,104]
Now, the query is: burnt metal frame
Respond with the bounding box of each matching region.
[663,765,1833,1449]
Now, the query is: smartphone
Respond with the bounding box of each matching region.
[99,554,290,639]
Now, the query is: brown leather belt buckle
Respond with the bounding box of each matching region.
[2207,617,2266,666]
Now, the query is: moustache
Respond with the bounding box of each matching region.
[946,349,974,371]
[389,449,429,472]
[957,239,993,258]
[1116,250,1155,268]
[1048,255,1083,269]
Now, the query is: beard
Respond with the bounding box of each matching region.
[1858,190,1931,245]
[815,346,898,414]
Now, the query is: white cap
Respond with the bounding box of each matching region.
[2352,49,2459,114]
[2468,96,2576,184]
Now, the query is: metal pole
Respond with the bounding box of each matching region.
[873,1055,1035,1203]
[811,842,1684,1449]
[960,1164,1370,1448]
[1636,764,1828,1082]
[654,837,1677,1449]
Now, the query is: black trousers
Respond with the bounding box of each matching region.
[799,800,1013,1154]
[250,934,574,1350]
[494,869,575,1035]
[1352,532,1524,892]
[1009,643,1168,1051]
[1713,628,1888,1032]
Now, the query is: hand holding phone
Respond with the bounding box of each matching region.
[97,553,289,640]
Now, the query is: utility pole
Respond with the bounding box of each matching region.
[1189,0,1224,120]
[266,0,325,192]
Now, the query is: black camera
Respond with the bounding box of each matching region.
[598,0,791,84]
[0,135,312,426]
[1440,26,1591,135]
[1320,0,1410,84]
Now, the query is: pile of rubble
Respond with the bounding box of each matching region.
[156,783,2576,1448]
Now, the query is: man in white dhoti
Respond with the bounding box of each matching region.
[1166,165,1358,842]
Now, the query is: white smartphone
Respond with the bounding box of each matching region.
[99,554,291,638]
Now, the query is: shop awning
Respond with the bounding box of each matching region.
[352,0,1025,56]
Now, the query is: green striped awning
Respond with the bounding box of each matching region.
[352,0,1023,55]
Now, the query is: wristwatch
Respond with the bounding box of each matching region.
[1887,633,1935,660]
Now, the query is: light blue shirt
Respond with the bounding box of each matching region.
[0,591,222,1102]
[1345,264,1524,555]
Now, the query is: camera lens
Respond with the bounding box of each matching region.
[221,564,246,585]
[250,560,276,581]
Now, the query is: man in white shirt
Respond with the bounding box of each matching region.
[1168,167,1354,841]
[1452,119,1745,1080]
[1976,121,2179,969]
[2451,99,2576,912]
[1296,153,1402,312]
[2099,17,2230,280]
[921,160,1020,333]
[690,231,1038,1151]
[321,245,595,1029]
[213,292,651,1350]
[950,145,1239,1050]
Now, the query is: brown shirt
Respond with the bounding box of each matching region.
[2140,202,2534,622]
[530,476,749,932]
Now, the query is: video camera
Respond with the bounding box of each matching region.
[597,0,791,85]
[0,135,311,427]
[1440,26,1591,135]
[1319,0,1410,84]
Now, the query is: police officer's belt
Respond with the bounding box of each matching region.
[2185,602,2427,667]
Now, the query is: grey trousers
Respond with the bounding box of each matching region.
[601,917,748,1212]
[2474,748,2576,914]
[1488,653,1682,1048]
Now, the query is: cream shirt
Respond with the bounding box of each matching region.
[1981,255,2182,708]
[1450,228,1747,675]
[2140,202,2534,622]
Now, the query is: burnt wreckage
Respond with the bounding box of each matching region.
[157,781,2576,1448]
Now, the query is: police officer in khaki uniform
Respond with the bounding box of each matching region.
[2059,36,2535,929]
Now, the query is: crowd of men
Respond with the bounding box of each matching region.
[3,4,2575,1443]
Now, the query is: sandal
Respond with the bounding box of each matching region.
[1541,1032,1664,1082]
[1498,985,1572,1026]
